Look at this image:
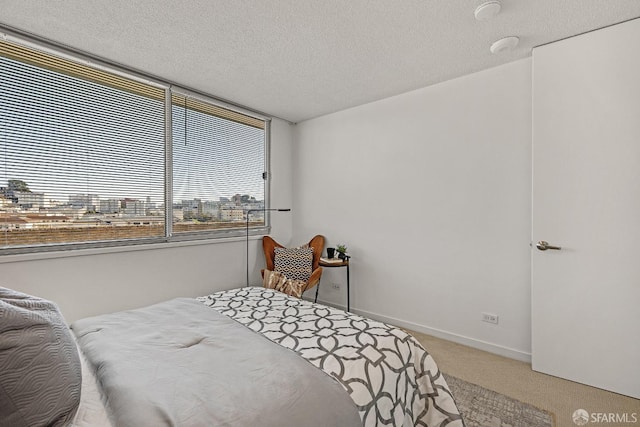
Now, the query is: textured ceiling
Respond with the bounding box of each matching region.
[1,1,639,123]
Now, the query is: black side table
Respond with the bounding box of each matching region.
[319,257,351,312]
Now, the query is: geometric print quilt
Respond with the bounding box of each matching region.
[198,287,463,427]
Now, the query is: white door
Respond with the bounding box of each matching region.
[532,18,640,399]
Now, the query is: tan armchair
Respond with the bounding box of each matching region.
[261,235,325,298]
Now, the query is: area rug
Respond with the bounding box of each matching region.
[443,373,554,427]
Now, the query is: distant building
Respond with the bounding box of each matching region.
[24,214,70,228]
[202,201,219,218]
[0,196,15,209]
[69,194,100,211]
[144,196,156,212]
[122,199,145,216]
[182,199,202,218]
[230,194,255,205]
[219,209,244,221]
[146,207,164,217]
[45,206,87,219]
[99,199,121,214]
[97,216,164,227]
[15,191,45,209]
[0,213,69,230]
[0,215,28,230]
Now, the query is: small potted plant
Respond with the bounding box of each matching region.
[336,244,348,260]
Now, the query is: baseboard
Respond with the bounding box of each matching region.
[306,296,532,363]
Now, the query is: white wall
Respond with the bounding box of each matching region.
[0,118,294,323]
[293,59,533,360]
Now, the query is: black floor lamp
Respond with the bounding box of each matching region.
[246,208,291,287]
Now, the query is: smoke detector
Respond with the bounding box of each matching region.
[490,36,520,54]
[474,1,501,20]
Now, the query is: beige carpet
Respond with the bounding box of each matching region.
[409,330,640,427]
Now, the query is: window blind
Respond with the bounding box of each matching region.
[0,37,270,254]
[171,94,266,235]
[0,40,166,249]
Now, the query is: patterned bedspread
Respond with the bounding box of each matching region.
[198,287,463,427]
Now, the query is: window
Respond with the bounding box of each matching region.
[0,37,268,254]
[171,95,266,236]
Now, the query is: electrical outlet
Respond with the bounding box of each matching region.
[331,283,341,290]
[481,312,499,324]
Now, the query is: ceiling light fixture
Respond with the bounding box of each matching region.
[490,36,519,54]
[474,1,501,21]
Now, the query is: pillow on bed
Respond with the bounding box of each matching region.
[274,246,313,282]
[263,269,307,298]
[0,287,82,427]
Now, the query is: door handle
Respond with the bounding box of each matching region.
[536,241,561,251]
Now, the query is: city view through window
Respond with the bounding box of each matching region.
[0,177,265,248]
[0,40,266,251]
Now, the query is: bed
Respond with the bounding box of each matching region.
[0,286,463,427]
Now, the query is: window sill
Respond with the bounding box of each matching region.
[0,234,264,264]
